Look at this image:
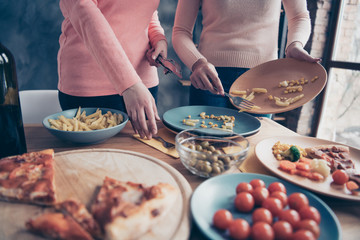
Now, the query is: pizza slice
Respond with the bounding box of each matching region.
[0,149,56,205]
[26,212,94,240]
[55,199,102,239]
[91,176,179,240]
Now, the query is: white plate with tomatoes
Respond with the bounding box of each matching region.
[191,173,340,240]
[255,136,360,201]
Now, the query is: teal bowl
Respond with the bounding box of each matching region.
[42,108,128,144]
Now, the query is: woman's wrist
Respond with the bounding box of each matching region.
[191,58,208,72]
[286,41,303,56]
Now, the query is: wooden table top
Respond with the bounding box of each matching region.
[24,118,360,240]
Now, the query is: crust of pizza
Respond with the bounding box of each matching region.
[55,199,102,239]
[26,212,94,240]
[91,176,179,240]
[0,149,56,205]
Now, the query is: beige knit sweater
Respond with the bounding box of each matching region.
[172,0,311,70]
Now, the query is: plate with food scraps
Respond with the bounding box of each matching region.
[191,173,341,240]
[162,105,261,137]
[229,58,327,114]
[255,136,360,201]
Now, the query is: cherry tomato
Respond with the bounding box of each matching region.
[251,187,269,206]
[298,206,321,224]
[267,181,287,194]
[234,192,255,213]
[252,208,273,225]
[270,191,288,207]
[228,218,251,240]
[250,179,266,189]
[332,169,349,185]
[292,229,316,240]
[251,222,274,240]
[262,197,283,217]
[212,209,233,230]
[296,219,320,238]
[278,209,301,228]
[272,221,293,240]
[236,182,253,194]
[288,192,309,211]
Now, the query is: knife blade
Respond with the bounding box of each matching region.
[156,55,183,79]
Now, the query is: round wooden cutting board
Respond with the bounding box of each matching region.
[0,149,193,240]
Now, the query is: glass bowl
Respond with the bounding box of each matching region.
[175,129,249,178]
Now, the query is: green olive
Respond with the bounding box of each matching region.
[200,141,210,148]
[217,160,224,166]
[189,153,197,159]
[213,150,222,155]
[195,161,204,171]
[197,160,204,165]
[204,165,212,173]
[212,165,222,174]
[197,153,207,160]
[188,158,197,167]
[205,150,213,155]
[208,145,216,152]
[204,160,211,166]
[220,156,231,164]
[188,144,196,150]
[207,155,218,163]
[195,144,203,151]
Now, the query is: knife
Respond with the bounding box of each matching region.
[156,55,183,79]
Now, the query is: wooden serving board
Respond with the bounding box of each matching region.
[0,149,193,240]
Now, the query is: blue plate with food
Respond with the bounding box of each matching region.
[162,106,261,137]
[191,173,341,240]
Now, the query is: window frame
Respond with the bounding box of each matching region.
[312,0,360,137]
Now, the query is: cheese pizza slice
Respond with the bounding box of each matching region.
[91,176,179,240]
[0,149,56,205]
[26,212,94,240]
[55,199,102,239]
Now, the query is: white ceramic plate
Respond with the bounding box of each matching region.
[255,136,360,201]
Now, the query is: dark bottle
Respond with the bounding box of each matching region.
[0,42,27,158]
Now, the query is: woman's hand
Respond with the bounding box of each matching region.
[122,82,160,139]
[286,41,321,63]
[147,39,168,66]
[190,58,224,95]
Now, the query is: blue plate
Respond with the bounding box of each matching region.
[191,173,341,240]
[162,106,261,137]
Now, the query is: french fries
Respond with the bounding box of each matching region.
[252,88,267,94]
[182,112,235,131]
[230,90,247,95]
[229,74,320,110]
[48,107,124,131]
[273,94,304,107]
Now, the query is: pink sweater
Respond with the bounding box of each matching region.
[58,0,166,97]
[172,0,311,70]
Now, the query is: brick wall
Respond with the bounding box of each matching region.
[297,0,332,135]
[309,0,331,58]
[298,0,360,138]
